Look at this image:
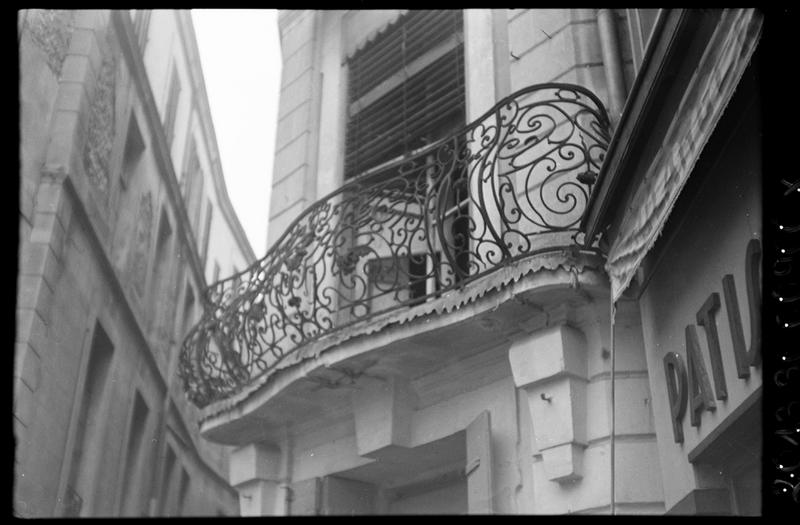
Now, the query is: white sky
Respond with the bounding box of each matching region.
[191,9,281,258]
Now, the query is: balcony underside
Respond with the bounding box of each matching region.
[199,251,607,446]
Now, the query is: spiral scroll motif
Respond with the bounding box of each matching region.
[179,83,611,408]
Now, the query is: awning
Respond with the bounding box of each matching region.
[605,8,762,302]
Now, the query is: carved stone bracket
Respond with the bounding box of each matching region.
[26,9,74,77]
[82,38,116,198]
[508,323,588,483]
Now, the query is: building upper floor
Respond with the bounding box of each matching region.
[167,9,764,517]
[18,8,258,492]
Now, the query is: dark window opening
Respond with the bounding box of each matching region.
[163,65,181,147]
[212,261,221,284]
[345,10,465,180]
[151,208,175,338]
[200,201,213,265]
[160,445,178,516]
[121,113,145,189]
[191,177,205,238]
[64,322,115,517]
[409,253,430,302]
[120,392,151,516]
[181,139,198,199]
[177,468,190,516]
[180,283,196,340]
[181,139,204,241]
[367,252,442,307]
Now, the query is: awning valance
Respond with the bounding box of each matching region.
[606,8,763,302]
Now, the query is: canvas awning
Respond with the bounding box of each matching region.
[605,8,762,302]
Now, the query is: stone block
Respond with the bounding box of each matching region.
[237,479,281,516]
[19,243,63,291]
[229,442,282,488]
[15,308,46,348]
[281,11,315,59]
[541,442,584,482]
[614,439,665,504]
[59,54,96,86]
[275,101,311,151]
[278,69,314,119]
[585,375,655,440]
[270,165,307,216]
[514,28,575,84]
[70,10,104,31]
[29,211,68,258]
[17,275,54,313]
[14,343,42,393]
[44,111,82,168]
[33,178,66,215]
[508,324,587,388]
[54,80,90,115]
[67,27,98,57]
[281,41,313,88]
[525,376,588,450]
[13,377,36,427]
[352,376,416,458]
[273,132,310,182]
[508,9,571,54]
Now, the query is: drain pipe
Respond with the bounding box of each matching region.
[609,295,617,516]
[279,426,294,515]
[597,9,627,123]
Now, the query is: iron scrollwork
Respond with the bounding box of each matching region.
[179,83,611,408]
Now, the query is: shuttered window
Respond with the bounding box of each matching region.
[163,65,181,147]
[345,10,465,179]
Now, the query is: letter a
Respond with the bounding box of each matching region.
[686,325,716,427]
[663,352,688,443]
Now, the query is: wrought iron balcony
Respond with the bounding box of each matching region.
[179,83,611,408]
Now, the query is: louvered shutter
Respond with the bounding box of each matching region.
[345,10,466,179]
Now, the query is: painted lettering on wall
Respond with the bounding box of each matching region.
[663,238,761,443]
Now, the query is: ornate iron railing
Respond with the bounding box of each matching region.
[179,83,611,408]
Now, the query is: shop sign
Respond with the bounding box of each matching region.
[662,239,761,443]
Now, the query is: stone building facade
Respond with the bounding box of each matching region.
[16,9,255,517]
[177,9,763,515]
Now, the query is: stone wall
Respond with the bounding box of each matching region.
[16,9,239,517]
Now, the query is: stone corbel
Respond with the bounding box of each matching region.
[508,323,588,483]
[229,442,283,516]
[352,375,417,458]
